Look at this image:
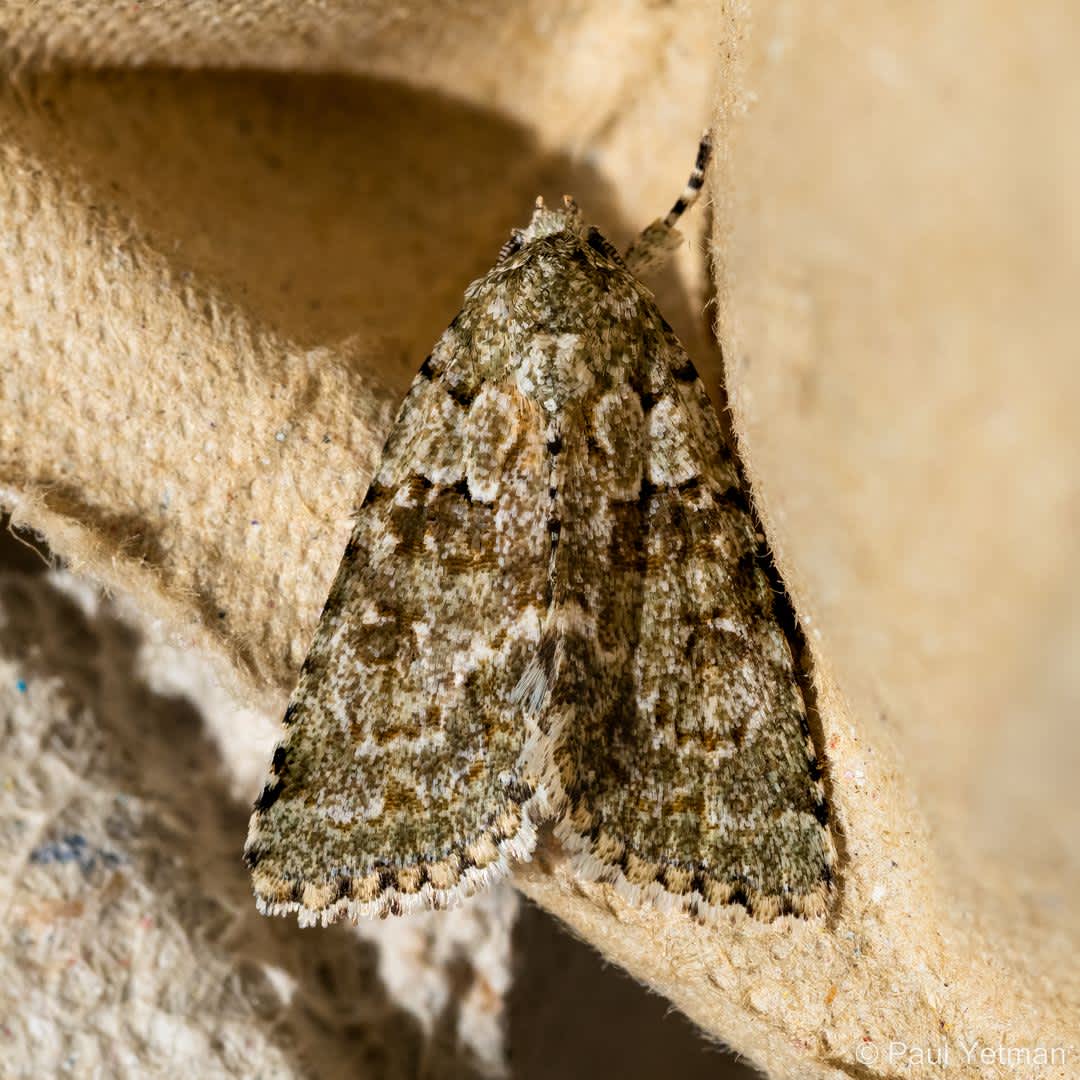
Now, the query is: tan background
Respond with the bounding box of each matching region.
[1,1,1077,1077]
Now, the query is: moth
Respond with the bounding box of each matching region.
[245,134,834,926]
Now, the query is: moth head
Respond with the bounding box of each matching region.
[497,194,620,267]
[517,193,586,246]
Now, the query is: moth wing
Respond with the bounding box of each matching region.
[553,338,834,920]
[246,359,550,925]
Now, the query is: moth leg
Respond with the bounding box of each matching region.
[623,131,713,274]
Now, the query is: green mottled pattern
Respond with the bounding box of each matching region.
[246,201,833,924]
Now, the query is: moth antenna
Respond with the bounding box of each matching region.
[662,129,712,230]
[497,229,525,261]
[623,130,713,274]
